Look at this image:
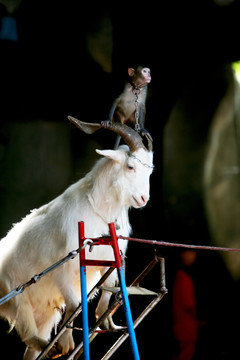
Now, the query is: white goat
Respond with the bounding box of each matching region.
[0,120,153,360]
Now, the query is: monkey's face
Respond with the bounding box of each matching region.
[141,67,151,84]
[128,66,151,88]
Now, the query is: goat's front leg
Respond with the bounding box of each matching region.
[53,277,79,356]
[96,268,123,330]
[24,346,42,360]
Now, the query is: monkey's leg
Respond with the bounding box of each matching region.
[114,135,121,149]
[140,128,153,142]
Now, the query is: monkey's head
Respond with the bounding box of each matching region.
[128,66,151,88]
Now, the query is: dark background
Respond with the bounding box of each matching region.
[1,0,240,359]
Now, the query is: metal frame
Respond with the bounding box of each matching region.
[78,221,140,360]
[99,252,168,360]
[36,224,168,360]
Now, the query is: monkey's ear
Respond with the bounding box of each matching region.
[128,68,135,77]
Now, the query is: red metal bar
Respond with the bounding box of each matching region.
[80,260,117,267]
[77,221,122,269]
[78,221,86,262]
[108,222,122,269]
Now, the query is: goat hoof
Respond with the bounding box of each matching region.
[100,315,124,331]
[108,316,125,331]
[47,345,62,359]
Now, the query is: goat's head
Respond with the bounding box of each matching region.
[95,145,153,208]
[68,116,154,208]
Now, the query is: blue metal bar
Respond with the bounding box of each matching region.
[80,265,90,360]
[108,222,140,360]
[117,265,140,360]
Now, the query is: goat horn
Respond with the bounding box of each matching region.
[103,122,146,153]
[68,116,101,134]
[68,116,152,152]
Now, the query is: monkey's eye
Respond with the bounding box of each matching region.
[143,68,150,75]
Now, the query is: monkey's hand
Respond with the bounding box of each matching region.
[101,120,113,129]
[139,128,153,142]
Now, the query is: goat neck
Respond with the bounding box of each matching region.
[85,159,124,226]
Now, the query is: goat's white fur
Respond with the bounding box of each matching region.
[0,145,153,360]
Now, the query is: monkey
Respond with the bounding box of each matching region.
[101,66,152,147]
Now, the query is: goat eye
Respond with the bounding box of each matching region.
[127,165,134,170]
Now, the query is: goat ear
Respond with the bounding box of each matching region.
[96,149,124,163]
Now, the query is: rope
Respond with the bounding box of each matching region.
[119,236,240,252]
[1,233,240,307]
[0,239,93,307]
